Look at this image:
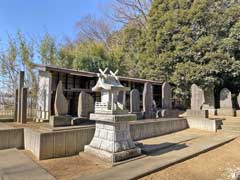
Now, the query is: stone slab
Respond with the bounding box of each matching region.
[217,108,236,116]
[84,145,141,162]
[74,133,238,180]
[186,109,209,118]
[49,115,72,127]
[186,118,222,132]
[90,113,137,123]
[138,130,202,154]
[158,109,184,118]
[0,149,56,180]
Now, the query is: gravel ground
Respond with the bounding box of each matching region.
[140,137,240,180]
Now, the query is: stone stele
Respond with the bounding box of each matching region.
[130,89,140,113]
[220,88,232,109]
[78,91,94,118]
[162,82,172,109]
[191,84,205,110]
[143,82,153,118]
[54,81,68,116]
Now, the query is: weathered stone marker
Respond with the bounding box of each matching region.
[84,68,141,163]
[191,84,205,110]
[162,82,172,109]
[50,81,71,127]
[143,82,154,119]
[220,88,232,109]
[130,89,142,119]
[78,91,94,118]
[130,89,140,113]
[54,81,68,116]
[217,88,235,116]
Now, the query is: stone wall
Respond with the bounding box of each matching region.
[24,118,188,160]
[130,118,188,140]
[24,127,95,160]
[0,124,24,150]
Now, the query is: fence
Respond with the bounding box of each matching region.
[0,95,37,120]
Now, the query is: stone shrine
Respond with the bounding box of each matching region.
[84,68,141,163]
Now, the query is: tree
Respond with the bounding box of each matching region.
[107,0,152,28]
[39,33,58,65]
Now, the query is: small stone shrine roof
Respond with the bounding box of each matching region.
[92,68,130,92]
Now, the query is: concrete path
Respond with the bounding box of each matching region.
[75,132,239,180]
[138,129,210,154]
[0,149,56,180]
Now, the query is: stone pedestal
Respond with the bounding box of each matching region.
[49,115,72,127]
[84,113,141,162]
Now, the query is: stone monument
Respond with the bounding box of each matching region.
[217,88,235,116]
[158,82,182,118]
[191,84,205,110]
[162,82,172,109]
[78,91,94,118]
[84,68,141,163]
[130,89,142,119]
[187,84,209,125]
[50,81,71,127]
[202,86,216,115]
[143,82,154,119]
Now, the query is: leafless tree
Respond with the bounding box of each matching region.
[106,0,152,28]
[75,15,113,43]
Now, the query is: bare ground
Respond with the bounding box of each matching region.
[23,151,110,180]
[140,137,240,180]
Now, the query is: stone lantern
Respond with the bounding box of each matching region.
[84,68,141,163]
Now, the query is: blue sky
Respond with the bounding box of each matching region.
[0,0,112,44]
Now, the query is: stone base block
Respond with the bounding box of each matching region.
[71,117,92,125]
[49,115,72,127]
[90,113,137,122]
[217,109,236,116]
[186,109,209,118]
[236,110,240,117]
[84,145,141,162]
[130,112,143,120]
[187,118,223,132]
[143,112,155,119]
[157,109,184,118]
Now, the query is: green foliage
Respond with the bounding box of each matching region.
[58,41,120,73]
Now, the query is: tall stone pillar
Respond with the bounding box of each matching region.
[14,89,18,121]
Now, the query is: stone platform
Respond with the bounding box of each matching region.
[75,131,239,180]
